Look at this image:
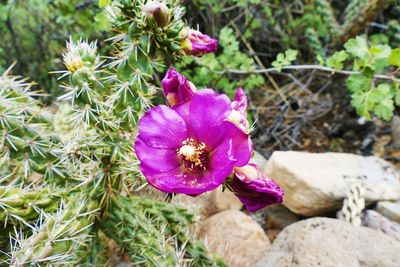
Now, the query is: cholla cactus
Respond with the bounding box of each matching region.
[1,1,226,266]
[0,65,64,185]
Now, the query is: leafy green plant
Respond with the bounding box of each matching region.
[271,49,298,72]
[177,27,265,97]
[342,37,399,120]
[270,37,399,121]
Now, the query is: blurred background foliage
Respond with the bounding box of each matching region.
[181,0,400,94]
[0,0,399,156]
[1,0,399,98]
[0,0,111,100]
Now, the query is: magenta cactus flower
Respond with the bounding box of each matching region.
[161,68,197,107]
[228,164,284,212]
[134,89,252,195]
[181,28,218,56]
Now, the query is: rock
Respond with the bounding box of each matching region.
[392,116,400,148]
[265,228,281,242]
[199,210,270,267]
[264,204,302,229]
[264,204,302,241]
[376,200,400,223]
[362,210,400,242]
[255,217,400,267]
[212,186,243,211]
[171,186,242,219]
[265,151,400,216]
[250,150,269,173]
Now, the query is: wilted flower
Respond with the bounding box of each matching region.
[161,68,197,106]
[180,28,218,56]
[228,163,284,212]
[143,1,170,27]
[226,87,250,133]
[134,89,252,195]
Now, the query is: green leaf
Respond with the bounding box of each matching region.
[348,82,394,120]
[271,60,282,72]
[388,48,400,67]
[369,84,394,120]
[370,83,391,102]
[344,36,368,58]
[98,0,111,8]
[284,49,298,61]
[326,51,348,70]
[316,54,325,65]
[369,45,391,59]
[272,49,298,72]
[374,99,394,120]
[346,74,371,93]
[372,85,394,120]
[395,90,400,106]
[351,91,372,120]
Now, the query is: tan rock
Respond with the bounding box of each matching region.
[255,217,400,267]
[250,150,269,173]
[199,210,270,267]
[171,186,242,220]
[265,151,400,216]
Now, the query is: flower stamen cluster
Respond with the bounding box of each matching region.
[178,138,208,172]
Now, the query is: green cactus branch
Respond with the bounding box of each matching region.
[100,195,227,267]
[0,186,65,224]
[8,194,98,266]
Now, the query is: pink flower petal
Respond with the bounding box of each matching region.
[188,89,232,149]
[233,87,247,115]
[135,137,180,172]
[137,105,188,149]
[223,121,252,167]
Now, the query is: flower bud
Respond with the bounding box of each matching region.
[228,164,284,212]
[63,39,99,73]
[161,68,197,106]
[143,1,170,28]
[180,28,218,56]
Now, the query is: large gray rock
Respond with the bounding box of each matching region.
[255,217,400,267]
[376,200,400,223]
[265,151,400,216]
[199,210,270,267]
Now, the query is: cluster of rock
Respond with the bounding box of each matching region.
[174,151,400,267]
